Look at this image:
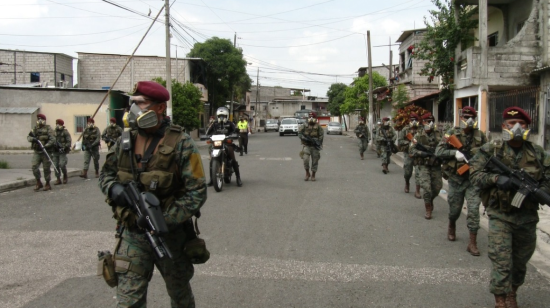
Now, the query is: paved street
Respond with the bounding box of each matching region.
[1,131,550,308]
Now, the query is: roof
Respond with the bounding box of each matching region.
[0,49,75,59]
[76,51,204,61]
[407,91,440,104]
[396,29,427,43]
[531,66,550,75]
[0,107,39,114]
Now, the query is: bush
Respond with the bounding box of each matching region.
[0,160,9,169]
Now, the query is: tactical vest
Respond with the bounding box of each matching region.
[444,128,484,176]
[83,127,100,146]
[377,127,394,143]
[54,128,70,152]
[414,130,441,165]
[480,141,543,212]
[32,125,53,151]
[114,125,185,226]
[104,126,121,139]
[237,121,248,132]
[301,124,321,141]
[398,127,417,152]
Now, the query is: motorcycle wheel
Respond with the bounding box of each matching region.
[211,159,223,192]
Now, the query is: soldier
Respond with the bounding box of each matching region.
[409,112,442,219]
[372,121,382,157]
[398,113,420,194]
[435,106,487,256]
[299,111,324,181]
[354,118,369,160]
[376,117,396,174]
[101,117,123,151]
[237,116,251,156]
[98,80,207,307]
[79,118,101,179]
[469,107,550,308]
[52,119,72,185]
[27,114,55,191]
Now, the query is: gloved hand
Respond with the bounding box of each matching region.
[109,183,131,208]
[496,175,514,191]
[455,151,465,162]
[418,151,429,158]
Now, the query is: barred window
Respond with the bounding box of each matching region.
[75,115,91,133]
[488,87,539,133]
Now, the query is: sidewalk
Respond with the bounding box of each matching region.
[0,167,82,193]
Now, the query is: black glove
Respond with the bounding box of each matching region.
[496,175,514,191]
[109,183,131,208]
[418,151,429,158]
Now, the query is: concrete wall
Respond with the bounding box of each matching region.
[0,113,36,149]
[0,50,73,87]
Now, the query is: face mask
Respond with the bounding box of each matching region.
[56,125,63,130]
[110,123,116,128]
[123,103,158,129]
[424,121,435,131]
[308,118,316,124]
[218,116,227,123]
[409,120,418,128]
[87,123,94,129]
[460,117,477,129]
[37,120,45,127]
[383,121,390,127]
[502,122,530,142]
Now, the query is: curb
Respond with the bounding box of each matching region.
[0,169,81,193]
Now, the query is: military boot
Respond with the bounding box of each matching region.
[54,177,62,185]
[447,220,456,241]
[494,294,506,308]
[79,169,88,179]
[304,169,310,181]
[311,171,316,182]
[95,169,99,178]
[34,179,43,192]
[404,180,410,193]
[414,185,422,199]
[62,171,68,184]
[467,232,480,256]
[43,181,51,191]
[506,286,519,308]
[360,153,364,160]
[382,164,389,174]
[424,203,432,220]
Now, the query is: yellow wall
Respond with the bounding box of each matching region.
[475,8,505,46]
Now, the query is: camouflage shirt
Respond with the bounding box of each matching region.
[354,124,369,140]
[53,127,72,153]
[101,125,123,143]
[435,127,486,179]
[376,126,396,144]
[27,124,55,152]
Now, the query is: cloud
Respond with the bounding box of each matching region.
[350,17,373,34]
[0,1,48,26]
[287,30,339,64]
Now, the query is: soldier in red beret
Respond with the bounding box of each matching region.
[79,118,101,178]
[101,117,123,151]
[27,113,56,191]
[435,106,487,256]
[299,111,324,181]
[376,116,396,174]
[99,80,207,307]
[398,113,421,195]
[469,106,550,307]
[52,119,72,185]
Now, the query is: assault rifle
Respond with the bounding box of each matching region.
[484,155,550,208]
[103,136,116,148]
[125,181,173,260]
[381,128,398,155]
[446,135,470,175]
[301,135,323,150]
[29,131,59,174]
[56,141,66,154]
[414,142,441,166]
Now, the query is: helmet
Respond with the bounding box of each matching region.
[216,107,229,123]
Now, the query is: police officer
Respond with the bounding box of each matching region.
[52,119,72,185]
[206,107,243,187]
[102,117,123,151]
[376,117,396,174]
[79,118,101,179]
[409,112,442,219]
[99,80,207,307]
[469,107,550,308]
[299,112,324,181]
[435,106,487,256]
[27,114,55,191]
[237,116,251,156]
[398,113,420,193]
[354,118,369,160]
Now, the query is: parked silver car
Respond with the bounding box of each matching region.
[264,119,279,132]
[279,118,299,136]
[327,121,343,135]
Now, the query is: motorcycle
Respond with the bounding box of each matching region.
[207,134,238,192]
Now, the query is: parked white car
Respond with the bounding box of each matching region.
[264,119,279,132]
[327,121,343,135]
[279,118,299,136]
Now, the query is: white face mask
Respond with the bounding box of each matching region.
[424,121,434,131]
[123,103,158,129]
[409,120,418,128]
[502,122,530,142]
[37,120,45,126]
[56,125,63,130]
[87,123,94,129]
[460,117,477,129]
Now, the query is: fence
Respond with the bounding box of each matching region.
[488,87,539,133]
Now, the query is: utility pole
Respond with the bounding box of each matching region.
[367,31,374,136]
[389,37,393,83]
[229,32,236,122]
[255,67,259,131]
[165,0,172,118]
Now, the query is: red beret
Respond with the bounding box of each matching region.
[382,117,390,121]
[409,113,419,120]
[56,119,64,125]
[87,118,95,123]
[503,106,531,124]
[110,117,116,123]
[37,114,46,120]
[422,112,434,121]
[308,112,317,118]
[133,81,170,102]
[462,106,477,117]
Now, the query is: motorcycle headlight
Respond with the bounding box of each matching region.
[213,141,222,147]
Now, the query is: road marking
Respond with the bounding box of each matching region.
[259,157,293,161]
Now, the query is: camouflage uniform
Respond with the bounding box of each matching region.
[82,125,101,172]
[376,125,396,166]
[102,124,123,151]
[469,140,550,296]
[52,126,72,181]
[98,124,207,308]
[27,124,55,182]
[299,122,324,177]
[354,124,369,157]
[398,126,419,185]
[372,126,382,157]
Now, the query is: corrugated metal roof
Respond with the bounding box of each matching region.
[0,107,39,114]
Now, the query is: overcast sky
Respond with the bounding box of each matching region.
[1,0,437,97]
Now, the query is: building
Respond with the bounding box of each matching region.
[0,49,74,88]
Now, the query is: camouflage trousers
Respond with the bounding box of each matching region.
[403,155,419,184]
[417,165,442,203]
[52,152,68,178]
[32,151,52,182]
[358,138,368,154]
[447,176,480,233]
[375,145,382,156]
[115,227,195,308]
[380,149,391,165]
[302,145,320,172]
[487,211,537,295]
[83,147,100,171]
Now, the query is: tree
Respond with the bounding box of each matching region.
[326,83,348,117]
[153,78,203,131]
[340,72,387,116]
[392,84,411,110]
[413,0,477,102]
[187,37,251,113]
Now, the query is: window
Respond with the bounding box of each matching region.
[400,52,405,71]
[30,72,40,83]
[75,116,91,133]
[60,73,65,81]
[516,20,526,35]
[250,106,255,111]
[488,32,498,47]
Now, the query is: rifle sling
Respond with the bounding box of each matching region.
[138,135,162,173]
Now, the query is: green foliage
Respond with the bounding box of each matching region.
[292,90,303,96]
[0,160,9,169]
[340,72,387,116]
[413,0,478,102]
[187,37,251,109]
[392,84,411,110]
[326,83,348,117]
[153,78,203,131]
